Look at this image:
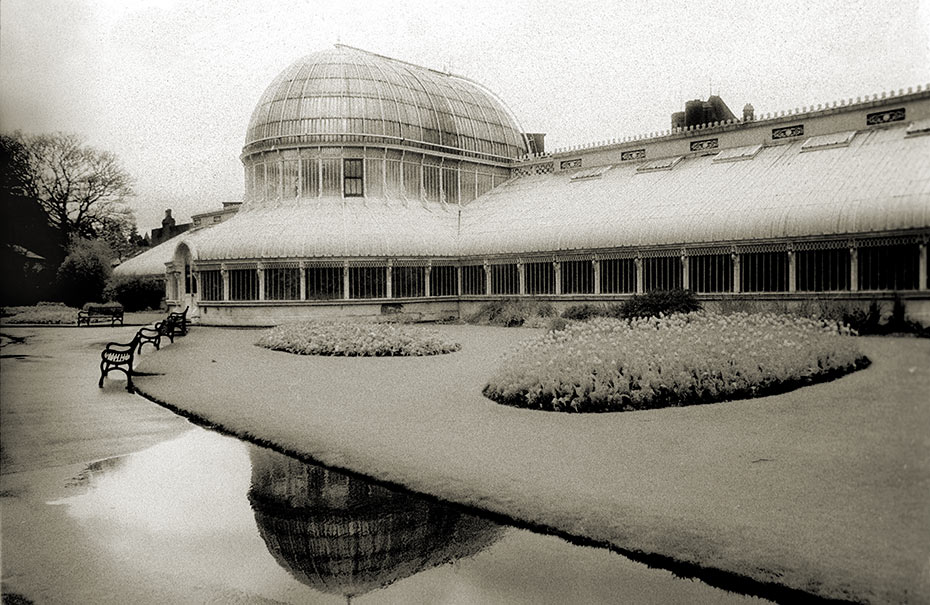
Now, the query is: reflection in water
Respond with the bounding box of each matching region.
[248,446,504,600]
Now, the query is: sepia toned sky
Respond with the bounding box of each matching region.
[2,0,929,233]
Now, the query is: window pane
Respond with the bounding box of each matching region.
[858,244,919,290]
[561,260,594,294]
[306,266,342,300]
[525,262,554,294]
[430,266,457,296]
[600,258,636,294]
[199,270,223,301]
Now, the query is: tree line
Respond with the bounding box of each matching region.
[1,132,148,307]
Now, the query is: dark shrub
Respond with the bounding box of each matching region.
[561,304,609,321]
[83,301,123,313]
[468,298,555,326]
[617,289,701,319]
[55,238,113,307]
[103,274,164,311]
[842,301,883,335]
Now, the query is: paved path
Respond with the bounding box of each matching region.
[131,325,930,604]
[0,326,193,603]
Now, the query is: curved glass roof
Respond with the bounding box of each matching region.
[245,46,529,161]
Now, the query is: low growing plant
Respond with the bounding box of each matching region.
[467,298,556,327]
[560,304,611,321]
[1,303,81,324]
[484,311,868,413]
[256,321,461,356]
[616,289,701,319]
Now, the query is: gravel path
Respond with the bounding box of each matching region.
[131,325,930,604]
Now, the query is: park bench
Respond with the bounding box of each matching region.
[99,331,142,392]
[165,306,189,337]
[136,322,166,353]
[136,307,190,353]
[78,303,124,327]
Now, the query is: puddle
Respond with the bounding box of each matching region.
[50,429,772,604]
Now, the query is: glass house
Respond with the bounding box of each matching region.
[135,45,930,325]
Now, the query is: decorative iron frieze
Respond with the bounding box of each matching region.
[772,124,804,139]
[689,138,718,152]
[560,158,582,170]
[512,162,554,178]
[621,149,646,161]
[866,108,905,125]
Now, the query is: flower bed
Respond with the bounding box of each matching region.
[1,304,81,324]
[483,312,869,412]
[256,321,461,356]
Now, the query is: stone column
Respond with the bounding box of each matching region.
[256,264,265,301]
[298,261,307,301]
[731,252,740,294]
[592,257,601,295]
[919,242,928,291]
[386,260,393,299]
[553,260,561,296]
[343,262,350,300]
[456,265,463,296]
[680,252,690,291]
[635,257,643,294]
[221,265,229,301]
[483,261,491,296]
[849,244,858,292]
[517,261,526,295]
[788,248,797,293]
[425,263,432,298]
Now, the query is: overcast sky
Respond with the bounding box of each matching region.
[2,0,928,233]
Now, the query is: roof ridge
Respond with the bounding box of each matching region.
[520,83,930,160]
[333,44,453,78]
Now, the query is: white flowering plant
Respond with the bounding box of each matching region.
[483,312,868,412]
[256,321,461,357]
[1,304,81,324]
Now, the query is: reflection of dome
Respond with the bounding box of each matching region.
[245,45,528,161]
[248,447,503,599]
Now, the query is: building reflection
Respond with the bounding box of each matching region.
[247,446,504,600]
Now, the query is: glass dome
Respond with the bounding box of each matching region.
[244,45,529,161]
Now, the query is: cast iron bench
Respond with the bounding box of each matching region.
[78,304,124,327]
[164,306,189,337]
[136,322,166,353]
[99,331,142,392]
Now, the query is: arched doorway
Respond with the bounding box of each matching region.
[172,242,197,316]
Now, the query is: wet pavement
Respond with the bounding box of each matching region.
[20,429,770,604]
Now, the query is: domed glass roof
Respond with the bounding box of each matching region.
[245,46,528,161]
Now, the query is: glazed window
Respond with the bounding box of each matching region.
[429,265,457,297]
[740,251,788,293]
[343,159,364,197]
[561,259,594,294]
[491,264,519,295]
[858,243,919,291]
[689,253,733,293]
[525,262,555,295]
[643,257,682,292]
[600,258,636,294]
[199,271,223,301]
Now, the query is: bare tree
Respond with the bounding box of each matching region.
[13,132,135,242]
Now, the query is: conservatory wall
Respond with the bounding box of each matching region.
[174,231,930,326]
